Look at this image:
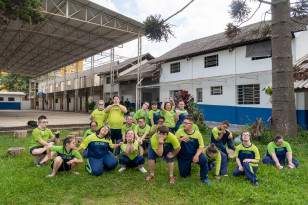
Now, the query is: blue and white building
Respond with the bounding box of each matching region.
[0,92,26,110]
[151,19,308,128]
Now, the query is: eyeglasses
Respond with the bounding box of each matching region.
[138,121,144,123]
[98,104,104,105]
[91,125,97,127]
[242,133,250,136]
[40,121,48,124]
[183,122,192,125]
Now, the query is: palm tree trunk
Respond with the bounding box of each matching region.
[271,0,298,138]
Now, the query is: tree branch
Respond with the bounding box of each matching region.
[238,1,262,26]
[164,0,195,22]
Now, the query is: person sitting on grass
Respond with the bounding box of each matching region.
[262,135,299,169]
[204,144,228,179]
[233,130,260,186]
[175,100,188,132]
[76,125,123,176]
[89,100,108,129]
[133,101,150,125]
[145,125,181,184]
[177,114,200,132]
[148,101,161,126]
[161,97,176,133]
[211,120,236,160]
[175,116,211,184]
[29,115,60,167]
[134,117,151,156]
[82,120,98,158]
[149,116,165,136]
[118,130,147,173]
[46,136,83,177]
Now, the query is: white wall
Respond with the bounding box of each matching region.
[21,101,31,110]
[294,28,308,61]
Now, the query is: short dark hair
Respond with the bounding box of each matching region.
[241,130,251,141]
[113,95,119,99]
[177,100,185,104]
[96,126,111,140]
[158,116,165,121]
[139,117,145,122]
[158,125,169,135]
[185,115,194,123]
[151,101,158,105]
[90,120,98,127]
[272,135,283,142]
[38,115,47,122]
[206,145,218,155]
[222,120,229,127]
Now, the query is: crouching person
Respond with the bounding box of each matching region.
[233,130,260,186]
[204,144,228,179]
[46,136,83,177]
[118,130,147,173]
[76,125,123,176]
[145,125,181,184]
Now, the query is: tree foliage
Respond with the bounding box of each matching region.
[0,73,29,94]
[0,0,45,26]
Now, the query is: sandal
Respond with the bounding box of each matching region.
[145,174,154,181]
[169,176,175,184]
[46,174,54,178]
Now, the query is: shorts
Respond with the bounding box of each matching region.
[30,146,47,155]
[51,160,71,171]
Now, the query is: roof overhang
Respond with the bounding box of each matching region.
[0,0,143,78]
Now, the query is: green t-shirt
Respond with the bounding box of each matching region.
[51,145,82,160]
[29,127,53,149]
[178,123,200,132]
[134,124,151,138]
[121,123,136,135]
[120,141,139,160]
[235,143,260,164]
[150,124,158,135]
[148,109,161,123]
[212,127,231,140]
[83,129,96,140]
[161,106,176,128]
[105,105,126,129]
[150,132,180,152]
[134,109,150,125]
[204,147,221,176]
[90,109,108,129]
[267,141,292,155]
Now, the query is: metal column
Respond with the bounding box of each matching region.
[136,34,142,110]
[110,48,115,98]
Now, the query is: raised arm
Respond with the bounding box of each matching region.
[161,98,167,112]
[104,105,114,113]
[169,97,175,108]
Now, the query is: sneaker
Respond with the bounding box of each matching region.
[36,162,46,168]
[253,181,259,186]
[201,178,212,184]
[223,174,229,177]
[139,167,147,173]
[118,167,126,172]
[229,145,236,151]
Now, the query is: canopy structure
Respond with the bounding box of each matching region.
[0,0,143,77]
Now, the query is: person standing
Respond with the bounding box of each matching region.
[148,101,161,126]
[161,97,176,133]
[133,101,150,125]
[104,95,127,143]
[175,100,188,132]
[90,100,108,129]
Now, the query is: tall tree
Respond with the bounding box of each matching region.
[0,73,29,95]
[0,0,45,26]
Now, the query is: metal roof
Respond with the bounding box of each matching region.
[0,92,26,96]
[0,0,143,78]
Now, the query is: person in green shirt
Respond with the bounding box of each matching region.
[90,100,108,129]
[262,135,299,169]
[134,117,151,156]
[82,120,99,158]
[133,101,150,125]
[118,130,147,173]
[46,136,83,177]
[149,116,165,136]
[29,115,60,167]
[104,95,127,143]
[161,97,176,133]
[148,101,161,126]
[175,100,188,132]
[204,144,228,179]
[178,115,200,131]
[145,125,181,184]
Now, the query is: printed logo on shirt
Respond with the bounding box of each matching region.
[95,141,106,146]
[241,150,252,154]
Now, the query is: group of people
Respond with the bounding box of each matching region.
[29,95,299,186]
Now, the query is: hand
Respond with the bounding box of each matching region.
[158,137,164,144]
[243,159,250,163]
[276,163,282,168]
[169,97,173,101]
[288,163,295,169]
[215,176,220,179]
[67,159,75,165]
[180,136,189,142]
[90,114,94,118]
[192,155,199,163]
[127,139,133,143]
[137,138,142,144]
[221,129,226,135]
[118,142,124,146]
[228,134,233,139]
[166,152,173,158]
[175,108,179,114]
[239,166,244,171]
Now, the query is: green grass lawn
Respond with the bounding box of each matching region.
[0,129,307,204]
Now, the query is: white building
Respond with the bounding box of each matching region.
[152,18,308,128]
[0,92,28,110]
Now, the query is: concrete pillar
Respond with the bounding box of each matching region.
[63,91,68,112]
[34,79,37,110]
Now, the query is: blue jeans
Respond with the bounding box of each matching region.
[110,129,122,144]
[211,131,233,159]
[148,142,174,163]
[85,152,118,176]
[208,151,228,175]
[177,153,208,180]
[262,155,299,167]
[119,155,145,167]
[233,162,259,182]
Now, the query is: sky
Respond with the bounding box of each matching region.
[89,0,273,59]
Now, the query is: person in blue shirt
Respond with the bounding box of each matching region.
[82,120,99,158]
[175,100,188,132]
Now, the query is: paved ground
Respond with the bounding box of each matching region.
[0,110,245,132]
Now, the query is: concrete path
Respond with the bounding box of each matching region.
[205,121,245,132]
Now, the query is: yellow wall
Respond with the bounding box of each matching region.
[54,61,83,77]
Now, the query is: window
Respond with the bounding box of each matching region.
[71,69,75,73]
[252,56,271,61]
[169,90,180,99]
[68,98,71,103]
[204,54,218,68]
[55,99,58,103]
[67,80,71,86]
[64,69,68,73]
[8,97,15,102]
[170,62,180,73]
[238,84,260,104]
[0,97,4,101]
[106,76,111,84]
[196,88,203,102]
[211,86,223,95]
[70,63,75,66]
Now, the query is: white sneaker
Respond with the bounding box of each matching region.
[223,174,228,177]
[118,167,126,172]
[139,167,147,173]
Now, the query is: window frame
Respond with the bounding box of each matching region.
[170,62,181,73]
[211,86,223,95]
[204,54,219,68]
[237,84,260,105]
[196,88,203,102]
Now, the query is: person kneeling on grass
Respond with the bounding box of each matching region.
[262,135,299,169]
[175,116,211,184]
[76,125,123,176]
[145,125,181,184]
[134,117,151,156]
[118,130,147,173]
[204,144,228,179]
[233,130,260,186]
[82,120,99,158]
[46,136,83,177]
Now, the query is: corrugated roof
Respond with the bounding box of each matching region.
[115,63,158,82]
[151,17,308,64]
